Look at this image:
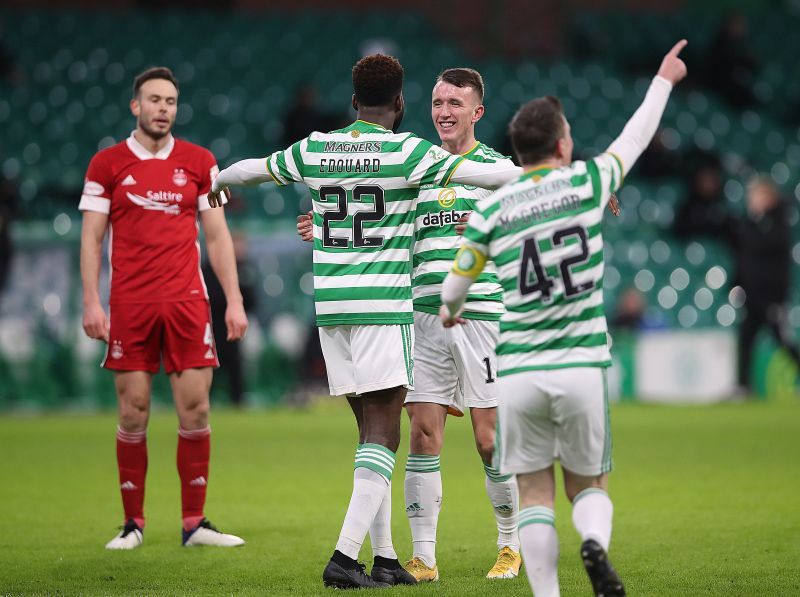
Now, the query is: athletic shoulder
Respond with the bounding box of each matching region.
[469,142,513,165]
[174,138,216,165]
[90,139,128,164]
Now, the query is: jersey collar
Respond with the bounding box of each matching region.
[350,119,391,133]
[520,164,558,181]
[126,131,175,161]
[461,141,481,157]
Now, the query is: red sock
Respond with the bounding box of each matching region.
[116,427,147,529]
[177,426,210,531]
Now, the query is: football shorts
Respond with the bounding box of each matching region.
[494,367,612,477]
[318,323,414,396]
[104,300,218,374]
[405,311,499,415]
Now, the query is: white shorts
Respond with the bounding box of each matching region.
[495,367,612,477]
[405,311,499,415]
[319,324,414,396]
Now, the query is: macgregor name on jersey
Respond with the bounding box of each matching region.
[497,194,581,231]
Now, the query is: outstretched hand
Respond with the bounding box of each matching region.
[657,39,688,86]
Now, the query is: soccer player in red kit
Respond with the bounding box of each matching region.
[80,67,248,550]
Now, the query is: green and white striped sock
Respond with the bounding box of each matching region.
[406,454,441,473]
[483,462,512,483]
[354,443,396,483]
[484,462,519,551]
[572,488,613,551]
[335,443,396,560]
[405,454,442,567]
[518,506,559,595]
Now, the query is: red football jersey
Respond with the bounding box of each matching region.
[80,133,221,304]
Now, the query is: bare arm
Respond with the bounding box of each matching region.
[80,211,110,341]
[200,208,248,340]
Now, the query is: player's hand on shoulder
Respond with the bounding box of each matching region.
[225,301,248,341]
[83,302,109,342]
[208,186,231,209]
[455,213,470,236]
[296,211,313,243]
[439,304,466,328]
[657,39,688,86]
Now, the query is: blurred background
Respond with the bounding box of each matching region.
[1,0,799,411]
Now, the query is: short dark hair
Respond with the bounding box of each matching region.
[352,54,404,107]
[437,68,485,102]
[133,66,179,98]
[508,96,565,165]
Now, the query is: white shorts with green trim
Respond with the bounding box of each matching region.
[404,312,499,415]
[319,324,414,396]
[494,367,612,477]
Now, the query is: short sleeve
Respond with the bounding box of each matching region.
[265,138,307,186]
[403,137,465,187]
[79,152,112,214]
[586,153,624,210]
[197,149,220,212]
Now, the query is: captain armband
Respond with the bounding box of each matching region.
[452,245,488,279]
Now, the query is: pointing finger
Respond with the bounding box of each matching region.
[669,39,688,57]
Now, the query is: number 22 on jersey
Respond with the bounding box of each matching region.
[319,184,386,248]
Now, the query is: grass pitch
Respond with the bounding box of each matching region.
[1,400,799,596]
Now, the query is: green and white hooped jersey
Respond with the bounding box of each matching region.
[266,120,465,327]
[412,143,511,321]
[459,153,623,375]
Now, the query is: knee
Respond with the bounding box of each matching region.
[118,391,149,432]
[409,419,443,454]
[178,397,210,429]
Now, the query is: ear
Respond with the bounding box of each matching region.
[554,137,568,163]
[351,94,358,112]
[395,94,404,113]
[471,104,485,124]
[130,97,140,118]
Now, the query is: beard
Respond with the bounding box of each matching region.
[139,118,172,140]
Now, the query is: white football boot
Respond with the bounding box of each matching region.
[182,518,245,547]
[105,519,143,550]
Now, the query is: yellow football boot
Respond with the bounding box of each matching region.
[486,546,522,579]
[404,557,439,582]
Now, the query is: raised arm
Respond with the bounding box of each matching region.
[607,39,688,176]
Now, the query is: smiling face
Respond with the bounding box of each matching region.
[431,80,484,149]
[130,78,178,140]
